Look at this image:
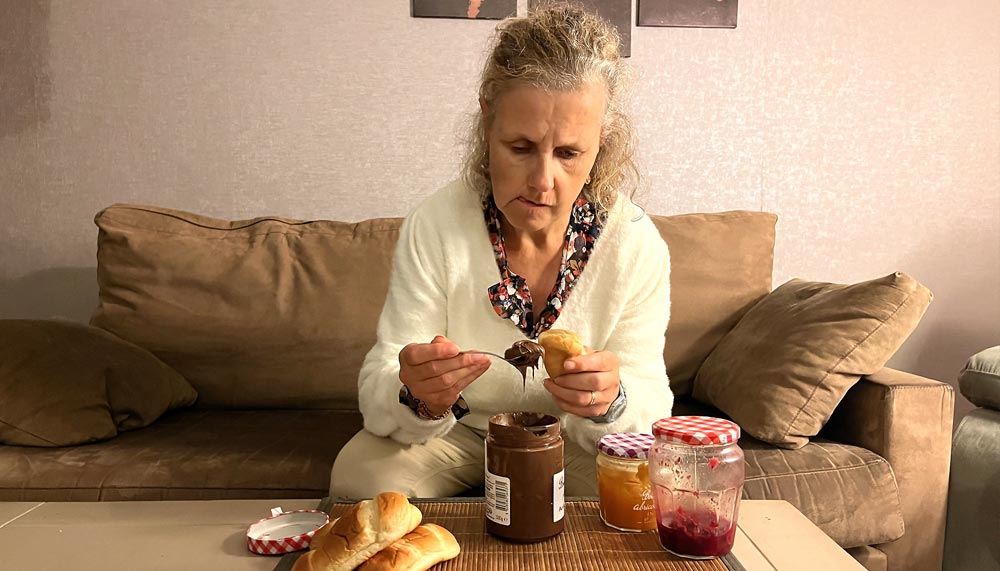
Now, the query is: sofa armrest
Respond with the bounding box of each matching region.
[823,367,954,571]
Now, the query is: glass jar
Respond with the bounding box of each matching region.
[596,432,656,531]
[485,412,565,543]
[648,416,744,560]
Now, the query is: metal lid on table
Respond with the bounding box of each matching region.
[246,507,329,555]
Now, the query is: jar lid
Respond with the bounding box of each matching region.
[652,416,741,446]
[245,508,330,555]
[597,432,656,459]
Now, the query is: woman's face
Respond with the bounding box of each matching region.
[485,83,605,241]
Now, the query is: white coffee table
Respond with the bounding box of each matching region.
[0,499,863,570]
[733,501,866,571]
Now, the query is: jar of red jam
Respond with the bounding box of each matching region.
[648,416,744,559]
[596,432,656,532]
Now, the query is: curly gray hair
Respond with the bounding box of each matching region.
[461,2,640,212]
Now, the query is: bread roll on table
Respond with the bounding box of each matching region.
[307,517,339,552]
[358,523,460,571]
[292,492,421,571]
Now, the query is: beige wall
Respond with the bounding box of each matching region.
[2,1,997,421]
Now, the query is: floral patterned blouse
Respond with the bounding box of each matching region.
[484,195,607,339]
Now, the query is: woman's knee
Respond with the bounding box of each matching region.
[564,443,599,497]
[329,427,485,500]
[329,430,414,500]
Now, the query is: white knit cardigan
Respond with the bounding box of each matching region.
[358,180,673,454]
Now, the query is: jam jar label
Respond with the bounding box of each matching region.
[553,469,565,522]
[637,486,654,512]
[485,469,511,526]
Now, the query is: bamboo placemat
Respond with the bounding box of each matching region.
[275,498,744,571]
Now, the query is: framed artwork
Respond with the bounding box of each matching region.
[529,0,631,57]
[411,0,517,20]
[638,0,738,29]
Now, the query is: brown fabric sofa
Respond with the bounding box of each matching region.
[0,205,953,571]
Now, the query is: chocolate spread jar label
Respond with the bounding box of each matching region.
[485,468,511,526]
[553,469,565,522]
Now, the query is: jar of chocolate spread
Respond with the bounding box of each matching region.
[485,412,565,543]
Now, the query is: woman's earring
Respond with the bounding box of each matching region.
[585,176,592,185]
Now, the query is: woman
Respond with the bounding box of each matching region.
[330,4,672,499]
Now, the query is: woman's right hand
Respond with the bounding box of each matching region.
[398,335,491,417]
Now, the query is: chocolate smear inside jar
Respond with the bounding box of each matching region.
[504,340,544,389]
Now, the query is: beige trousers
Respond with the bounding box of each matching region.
[330,423,598,500]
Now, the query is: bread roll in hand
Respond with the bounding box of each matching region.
[292,492,422,571]
[538,329,586,378]
[358,523,460,571]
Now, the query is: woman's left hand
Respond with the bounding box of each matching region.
[543,349,620,418]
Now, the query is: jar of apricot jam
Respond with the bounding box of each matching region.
[596,432,656,532]
[649,417,744,560]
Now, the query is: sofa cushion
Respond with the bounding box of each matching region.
[651,211,776,396]
[0,319,197,447]
[958,345,1000,410]
[741,435,905,548]
[91,205,776,407]
[91,204,401,409]
[672,397,905,549]
[0,409,363,501]
[693,272,932,449]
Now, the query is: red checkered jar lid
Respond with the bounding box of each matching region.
[652,416,741,446]
[597,432,656,460]
[245,508,329,555]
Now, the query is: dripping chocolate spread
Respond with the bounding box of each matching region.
[504,340,544,388]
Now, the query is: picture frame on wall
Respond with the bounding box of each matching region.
[411,0,517,20]
[638,0,738,29]
[529,0,631,57]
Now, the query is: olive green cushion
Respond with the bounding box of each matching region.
[959,346,1000,410]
